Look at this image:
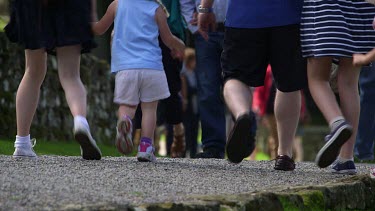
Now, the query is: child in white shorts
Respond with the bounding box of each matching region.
[93,0,185,161]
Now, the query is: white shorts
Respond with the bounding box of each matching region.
[114,69,170,105]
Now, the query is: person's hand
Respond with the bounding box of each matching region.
[353,53,369,67]
[198,12,216,40]
[171,48,184,61]
[190,12,198,26]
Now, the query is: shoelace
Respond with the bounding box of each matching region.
[31,138,37,147]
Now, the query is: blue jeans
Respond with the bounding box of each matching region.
[194,32,226,153]
[355,65,375,160]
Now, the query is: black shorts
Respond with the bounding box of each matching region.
[221,24,307,92]
[5,0,96,54]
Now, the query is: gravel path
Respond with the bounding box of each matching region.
[0,155,373,210]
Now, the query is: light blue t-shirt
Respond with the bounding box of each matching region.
[225,0,303,29]
[111,0,163,73]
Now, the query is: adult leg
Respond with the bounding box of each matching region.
[275,90,301,157]
[57,45,101,160]
[308,57,352,168]
[56,45,86,116]
[14,49,47,158]
[194,33,226,158]
[223,79,255,163]
[17,49,47,136]
[355,66,375,161]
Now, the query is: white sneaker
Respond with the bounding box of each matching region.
[137,141,156,162]
[115,118,133,155]
[74,124,102,160]
[371,168,375,179]
[13,139,37,159]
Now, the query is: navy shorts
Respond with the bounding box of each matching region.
[5,0,96,54]
[221,24,307,92]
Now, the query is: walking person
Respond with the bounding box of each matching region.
[92,0,185,162]
[301,0,375,173]
[133,0,187,158]
[5,0,102,160]
[198,0,306,168]
[180,0,228,159]
[181,48,200,158]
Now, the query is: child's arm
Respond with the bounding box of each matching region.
[91,0,98,22]
[155,7,185,58]
[353,48,375,66]
[92,1,117,35]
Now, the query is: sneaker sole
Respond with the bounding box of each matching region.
[74,130,102,160]
[331,169,357,175]
[226,114,255,164]
[115,120,133,155]
[315,125,352,168]
[12,155,37,159]
[137,152,156,162]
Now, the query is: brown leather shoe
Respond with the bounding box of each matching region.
[274,155,295,171]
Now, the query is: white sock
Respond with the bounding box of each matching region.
[329,116,345,132]
[15,134,31,148]
[338,156,354,163]
[74,115,90,130]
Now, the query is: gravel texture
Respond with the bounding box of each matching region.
[0,155,373,210]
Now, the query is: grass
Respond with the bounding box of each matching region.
[0,139,123,157]
[0,16,8,32]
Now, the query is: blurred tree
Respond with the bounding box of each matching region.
[93,0,113,61]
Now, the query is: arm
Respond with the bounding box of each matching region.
[91,0,98,22]
[353,48,375,66]
[179,0,198,33]
[197,0,216,33]
[92,1,117,35]
[180,75,188,112]
[155,7,185,57]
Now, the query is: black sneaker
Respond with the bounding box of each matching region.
[194,148,224,159]
[274,155,295,171]
[315,121,353,168]
[226,113,255,164]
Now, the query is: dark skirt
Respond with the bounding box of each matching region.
[4,0,96,54]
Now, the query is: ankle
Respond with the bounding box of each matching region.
[140,137,152,145]
[15,135,31,148]
[74,115,89,130]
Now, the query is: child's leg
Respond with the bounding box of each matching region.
[14,49,47,158]
[137,101,158,162]
[116,104,137,155]
[56,45,101,160]
[118,104,137,120]
[140,101,158,140]
[56,45,86,117]
[337,58,360,159]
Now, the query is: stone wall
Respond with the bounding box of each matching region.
[0,33,117,143]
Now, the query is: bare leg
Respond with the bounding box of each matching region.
[17,49,47,136]
[337,58,360,159]
[275,90,301,157]
[56,45,86,117]
[140,101,159,141]
[118,104,137,120]
[307,57,343,122]
[223,79,252,118]
[223,79,254,163]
